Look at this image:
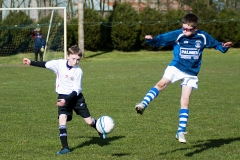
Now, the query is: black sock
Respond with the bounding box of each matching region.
[59,125,69,149]
[91,118,97,130]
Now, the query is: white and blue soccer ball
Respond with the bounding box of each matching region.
[96,116,115,134]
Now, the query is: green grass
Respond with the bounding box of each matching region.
[1,49,240,159]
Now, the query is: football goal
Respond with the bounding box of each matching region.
[0,7,67,61]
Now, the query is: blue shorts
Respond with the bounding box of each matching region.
[58,93,91,121]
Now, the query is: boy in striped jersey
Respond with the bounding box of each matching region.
[135,13,233,143]
[23,45,105,154]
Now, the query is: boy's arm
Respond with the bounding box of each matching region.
[23,58,46,68]
[204,31,232,53]
[57,91,77,107]
[41,35,46,47]
[30,61,46,68]
[222,42,233,48]
[31,30,36,37]
[145,29,182,47]
[213,41,232,53]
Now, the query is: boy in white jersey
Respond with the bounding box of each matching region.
[135,13,233,143]
[23,45,105,155]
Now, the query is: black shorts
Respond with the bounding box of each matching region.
[58,93,91,121]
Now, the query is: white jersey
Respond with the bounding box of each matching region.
[45,59,82,95]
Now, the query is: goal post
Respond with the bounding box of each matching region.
[0,7,67,60]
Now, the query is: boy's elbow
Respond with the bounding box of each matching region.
[219,47,228,53]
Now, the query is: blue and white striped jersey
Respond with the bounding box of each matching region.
[146,29,229,76]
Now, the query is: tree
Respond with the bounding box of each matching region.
[109,2,140,51]
[138,6,165,50]
[191,1,217,20]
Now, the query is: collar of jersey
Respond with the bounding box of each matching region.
[66,61,73,70]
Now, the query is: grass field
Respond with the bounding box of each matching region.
[1,49,240,160]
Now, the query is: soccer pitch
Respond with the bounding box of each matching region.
[0,49,240,159]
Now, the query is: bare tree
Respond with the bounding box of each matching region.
[107,0,110,11]
[101,0,106,15]
[68,0,74,19]
[99,0,102,13]
[90,0,94,9]
[10,0,25,8]
[137,0,141,13]
[78,0,84,55]
[0,0,3,20]
[156,0,162,11]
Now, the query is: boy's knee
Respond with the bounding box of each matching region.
[84,117,94,125]
[181,97,190,107]
[156,81,166,90]
[59,114,68,125]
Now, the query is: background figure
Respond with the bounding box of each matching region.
[31,27,45,61]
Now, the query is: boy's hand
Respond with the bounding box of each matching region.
[23,58,31,65]
[145,35,153,40]
[222,42,233,48]
[57,99,66,107]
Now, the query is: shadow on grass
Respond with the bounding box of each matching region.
[83,50,113,59]
[112,153,130,157]
[159,137,240,157]
[71,136,125,151]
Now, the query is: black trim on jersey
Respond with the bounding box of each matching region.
[30,61,46,68]
[66,61,73,70]
[64,91,77,102]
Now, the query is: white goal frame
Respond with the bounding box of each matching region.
[0,7,67,60]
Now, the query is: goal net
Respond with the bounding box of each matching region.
[0,7,67,61]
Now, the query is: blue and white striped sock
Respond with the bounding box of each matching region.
[141,87,159,108]
[177,109,189,133]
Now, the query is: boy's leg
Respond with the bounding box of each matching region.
[57,114,70,154]
[34,49,38,61]
[39,51,43,62]
[135,87,159,114]
[135,77,170,114]
[176,109,189,143]
[74,94,106,139]
[84,117,106,139]
[176,86,192,143]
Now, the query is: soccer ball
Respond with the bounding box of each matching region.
[96,116,115,134]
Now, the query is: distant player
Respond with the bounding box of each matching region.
[31,27,45,62]
[23,45,105,155]
[135,13,233,143]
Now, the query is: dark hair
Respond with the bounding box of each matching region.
[68,45,82,57]
[182,13,199,28]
